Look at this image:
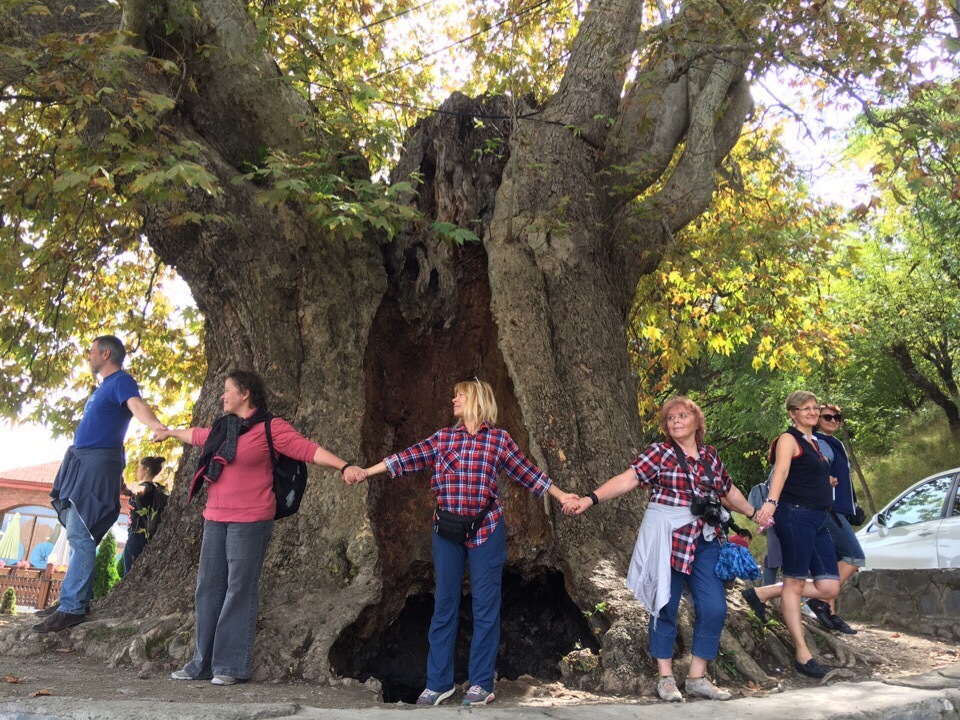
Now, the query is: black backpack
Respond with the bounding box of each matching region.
[264,417,309,519]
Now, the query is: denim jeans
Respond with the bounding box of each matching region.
[184,519,273,680]
[649,537,726,661]
[123,528,148,575]
[825,511,866,567]
[58,504,98,615]
[774,503,840,581]
[427,519,506,693]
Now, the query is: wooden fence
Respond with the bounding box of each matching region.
[0,566,63,609]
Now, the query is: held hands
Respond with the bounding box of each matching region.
[563,497,593,515]
[342,466,367,485]
[152,428,171,442]
[753,503,775,530]
[554,491,579,507]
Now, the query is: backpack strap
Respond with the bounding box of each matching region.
[264,416,278,465]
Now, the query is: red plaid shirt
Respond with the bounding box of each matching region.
[631,441,732,574]
[385,422,553,547]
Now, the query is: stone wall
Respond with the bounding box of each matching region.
[839,568,960,641]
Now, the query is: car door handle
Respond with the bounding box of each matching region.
[917,530,935,536]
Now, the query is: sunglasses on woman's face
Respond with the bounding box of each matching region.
[820,413,842,422]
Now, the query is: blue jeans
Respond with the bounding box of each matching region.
[184,520,273,680]
[427,519,507,693]
[123,528,148,575]
[649,537,726,661]
[58,504,97,615]
[825,512,865,566]
[774,503,839,581]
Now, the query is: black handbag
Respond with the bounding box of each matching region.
[849,505,868,527]
[434,495,496,543]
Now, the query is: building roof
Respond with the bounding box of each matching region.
[0,461,60,486]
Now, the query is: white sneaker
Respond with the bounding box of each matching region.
[657,676,682,702]
[684,676,731,701]
[211,675,241,685]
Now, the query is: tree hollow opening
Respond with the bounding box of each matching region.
[330,569,599,703]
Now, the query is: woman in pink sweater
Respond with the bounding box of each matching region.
[156,369,362,685]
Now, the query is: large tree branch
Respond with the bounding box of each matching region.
[122,0,313,166]
[637,52,747,228]
[604,55,751,201]
[0,0,119,90]
[890,340,960,434]
[606,50,749,284]
[545,0,645,146]
[1,0,314,169]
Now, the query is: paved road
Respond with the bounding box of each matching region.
[1,666,958,720]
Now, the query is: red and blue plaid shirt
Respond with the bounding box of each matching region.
[631,441,732,574]
[385,422,553,547]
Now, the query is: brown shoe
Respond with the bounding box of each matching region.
[32,610,86,633]
[34,601,60,618]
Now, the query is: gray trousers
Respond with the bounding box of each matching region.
[184,519,273,680]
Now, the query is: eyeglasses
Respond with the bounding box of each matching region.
[820,413,842,422]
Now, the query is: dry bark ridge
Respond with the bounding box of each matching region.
[0,0,880,696]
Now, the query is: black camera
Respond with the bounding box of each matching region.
[691,492,723,526]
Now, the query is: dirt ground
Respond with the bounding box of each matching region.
[0,613,957,709]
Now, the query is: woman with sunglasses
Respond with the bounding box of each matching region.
[744,391,840,679]
[352,378,577,706]
[809,404,864,634]
[564,396,756,702]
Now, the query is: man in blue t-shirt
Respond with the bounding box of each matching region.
[33,335,166,633]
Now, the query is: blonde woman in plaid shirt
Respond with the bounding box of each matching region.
[564,396,756,703]
[354,378,577,706]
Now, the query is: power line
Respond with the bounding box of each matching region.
[348,0,442,36]
[370,0,557,79]
[371,95,565,125]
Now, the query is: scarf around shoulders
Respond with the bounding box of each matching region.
[189,407,270,502]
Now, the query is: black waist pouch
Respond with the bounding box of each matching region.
[434,495,496,543]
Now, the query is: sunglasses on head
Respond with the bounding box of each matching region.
[820,413,842,422]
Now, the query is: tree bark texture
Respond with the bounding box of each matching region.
[0,0,815,694]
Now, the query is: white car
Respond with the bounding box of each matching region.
[856,467,960,569]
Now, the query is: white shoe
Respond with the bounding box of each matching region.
[657,675,682,702]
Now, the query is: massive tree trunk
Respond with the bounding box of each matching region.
[2,0,771,699]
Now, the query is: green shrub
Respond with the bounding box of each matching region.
[93,533,120,599]
[0,587,16,615]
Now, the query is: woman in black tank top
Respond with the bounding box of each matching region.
[742,392,841,680]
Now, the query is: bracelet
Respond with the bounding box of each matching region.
[587,491,600,506]
[748,507,757,520]
[765,498,779,507]
[339,462,352,474]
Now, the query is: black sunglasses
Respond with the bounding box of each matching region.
[820,413,842,422]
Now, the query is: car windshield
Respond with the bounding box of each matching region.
[883,474,956,528]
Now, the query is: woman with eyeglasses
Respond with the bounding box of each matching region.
[564,396,756,703]
[742,391,840,679]
[809,404,864,634]
[350,378,577,707]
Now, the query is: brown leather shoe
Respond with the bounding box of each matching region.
[32,610,86,633]
[34,601,60,618]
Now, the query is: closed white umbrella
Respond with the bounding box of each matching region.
[47,526,70,568]
[0,513,23,563]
